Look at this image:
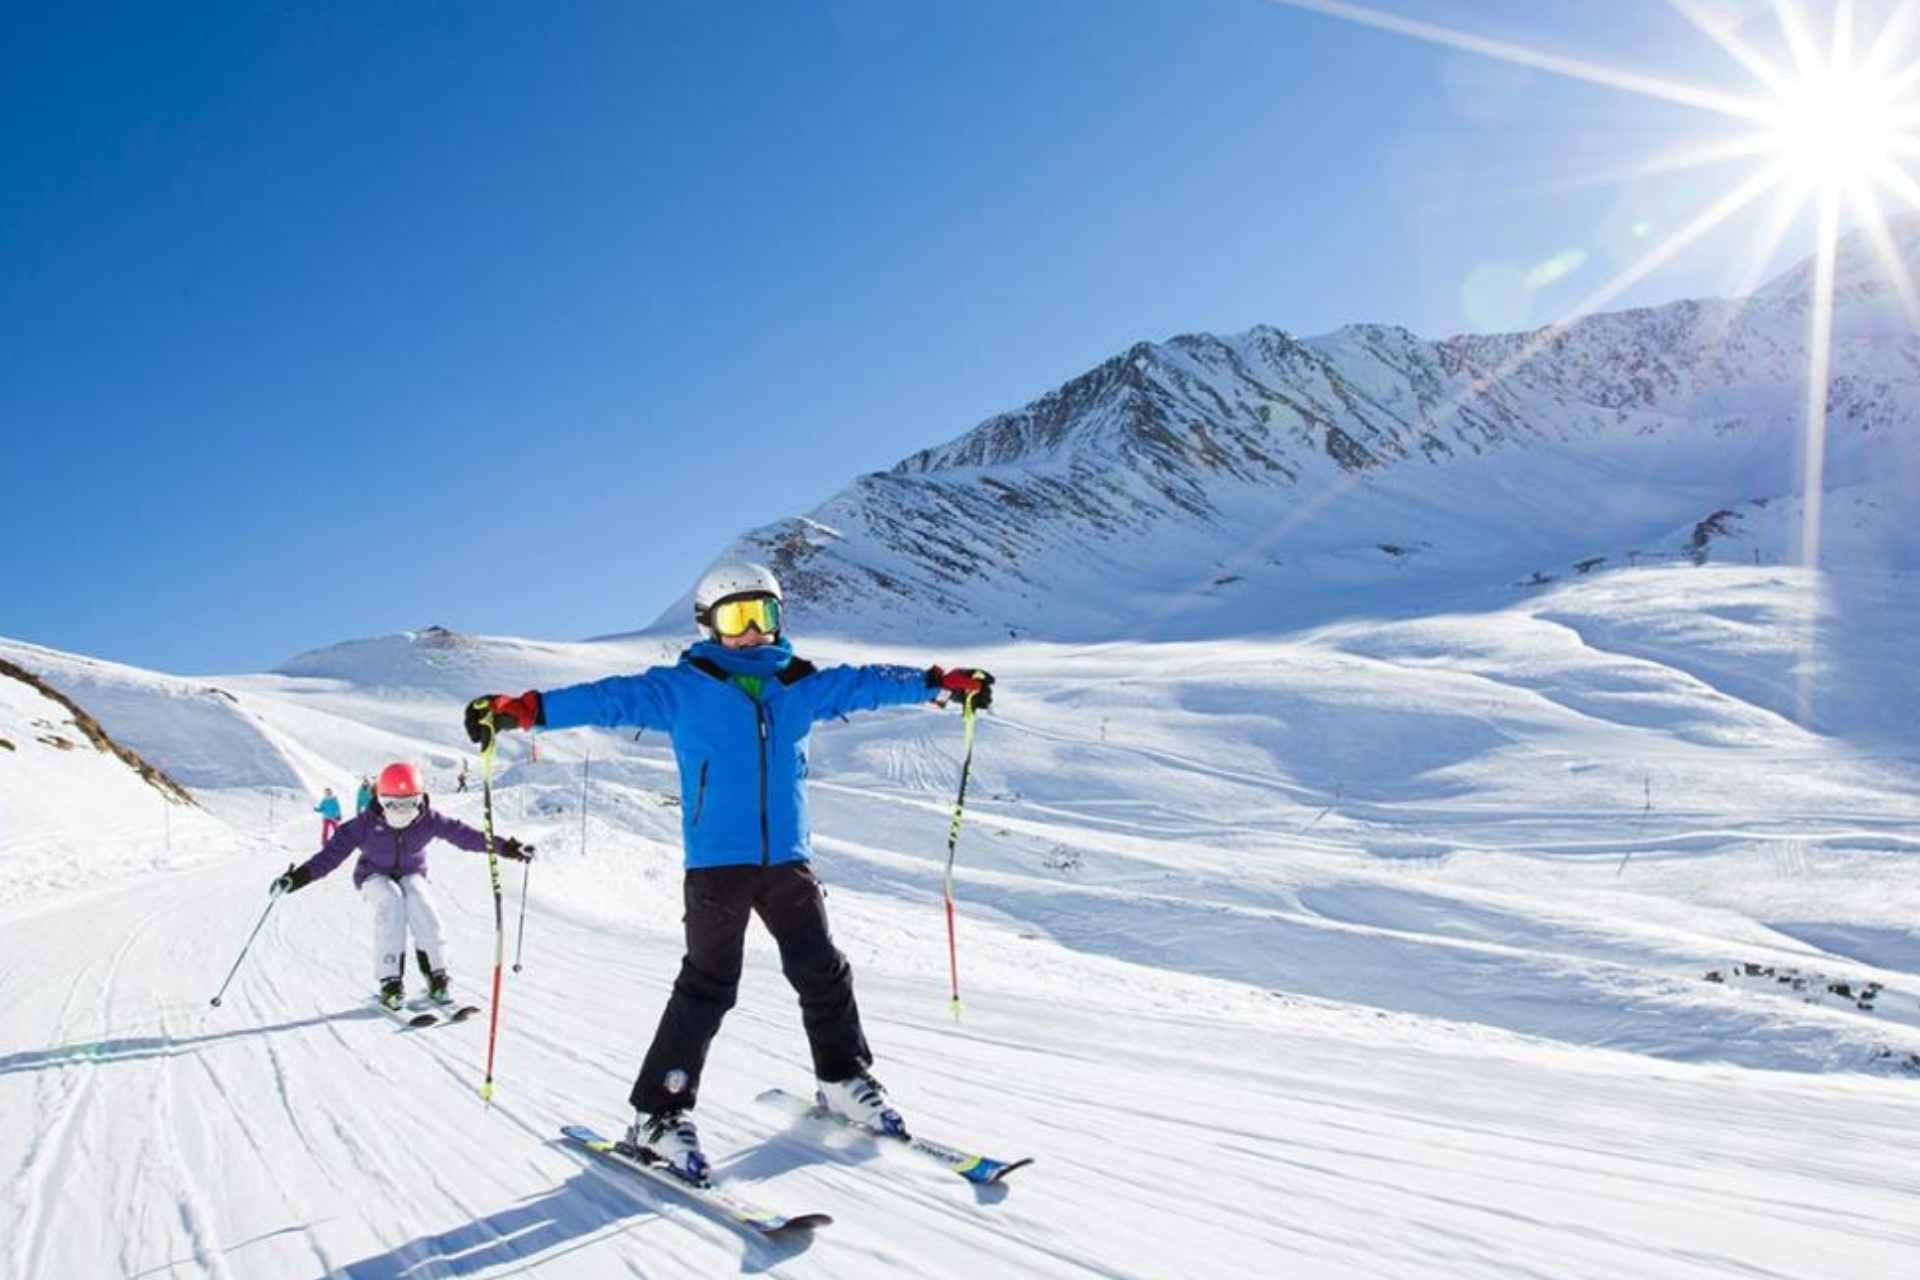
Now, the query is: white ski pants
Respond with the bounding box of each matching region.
[360,873,448,985]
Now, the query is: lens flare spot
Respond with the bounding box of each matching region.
[1524,248,1589,289]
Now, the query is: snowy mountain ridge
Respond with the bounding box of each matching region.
[680,219,1920,645]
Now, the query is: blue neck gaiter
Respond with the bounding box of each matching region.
[688,636,795,678]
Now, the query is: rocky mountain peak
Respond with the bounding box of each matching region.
[664,221,1919,644]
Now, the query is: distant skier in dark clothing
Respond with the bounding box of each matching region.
[274,761,533,1009]
[465,561,992,1184]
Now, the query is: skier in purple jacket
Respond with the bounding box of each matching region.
[272,760,533,1010]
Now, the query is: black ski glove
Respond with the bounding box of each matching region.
[272,863,311,895]
[497,838,536,863]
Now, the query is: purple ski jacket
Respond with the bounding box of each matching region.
[294,800,490,889]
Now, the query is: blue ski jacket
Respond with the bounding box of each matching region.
[539,643,933,869]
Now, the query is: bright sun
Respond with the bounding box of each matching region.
[1765,63,1906,189]
[1263,0,1920,298]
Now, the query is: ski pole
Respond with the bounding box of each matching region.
[511,858,532,973]
[941,691,982,1021]
[1301,784,1342,833]
[479,735,508,1103]
[210,883,284,1007]
[1616,774,1653,877]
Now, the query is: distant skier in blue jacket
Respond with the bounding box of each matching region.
[467,561,993,1185]
[314,788,343,843]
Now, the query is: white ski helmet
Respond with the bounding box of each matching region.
[693,562,783,638]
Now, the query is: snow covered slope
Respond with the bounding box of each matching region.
[0,629,685,843]
[3,562,1919,1278]
[0,656,228,911]
[0,638,311,795]
[676,218,1920,645]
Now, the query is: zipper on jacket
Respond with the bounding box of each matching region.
[756,702,771,865]
[691,760,709,826]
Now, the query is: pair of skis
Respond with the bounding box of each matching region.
[374,998,482,1031]
[562,1088,1031,1238]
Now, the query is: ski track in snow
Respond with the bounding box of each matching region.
[10,845,1918,1280]
[10,895,175,1280]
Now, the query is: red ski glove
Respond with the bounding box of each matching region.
[926,667,995,710]
[465,691,543,748]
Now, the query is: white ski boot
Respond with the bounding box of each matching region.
[816,1071,908,1138]
[627,1110,710,1185]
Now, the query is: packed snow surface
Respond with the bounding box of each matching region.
[3,563,1918,1279]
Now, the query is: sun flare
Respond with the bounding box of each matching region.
[1247,0,1920,722]
[1763,61,1912,190]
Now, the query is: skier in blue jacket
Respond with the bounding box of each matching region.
[314,788,343,843]
[466,561,993,1185]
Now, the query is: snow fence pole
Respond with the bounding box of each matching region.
[479,736,508,1103]
[511,857,532,974]
[942,692,981,1021]
[209,883,284,1007]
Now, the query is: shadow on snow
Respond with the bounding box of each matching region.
[307,1163,816,1279]
[0,1006,387,1078]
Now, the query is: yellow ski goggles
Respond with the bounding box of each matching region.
[708,594,783,638]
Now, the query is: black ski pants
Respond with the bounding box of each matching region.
[631,860,872,1116]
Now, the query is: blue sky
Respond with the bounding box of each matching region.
[0,0,1871,672]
